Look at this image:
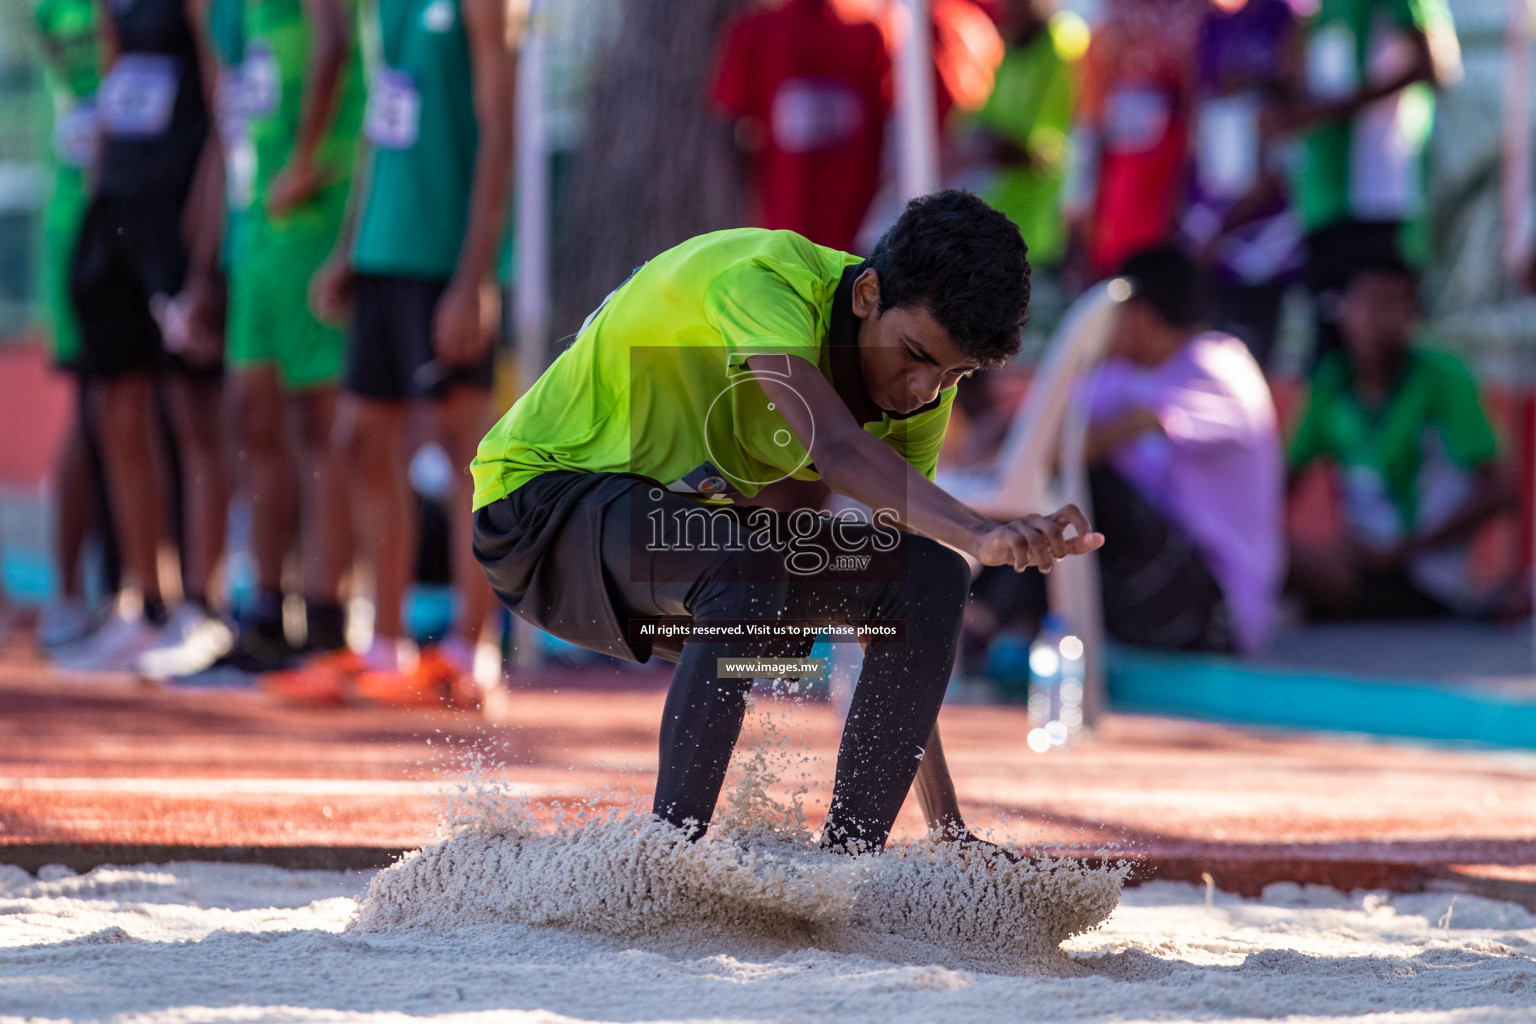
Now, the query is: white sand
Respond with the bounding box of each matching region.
[4,859,1536,1024]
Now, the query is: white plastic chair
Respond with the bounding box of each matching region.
[935,279,1129,724]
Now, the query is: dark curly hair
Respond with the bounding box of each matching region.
[866,190,1031,367]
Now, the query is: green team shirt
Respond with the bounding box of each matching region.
[471,229,957,510]
[353,0,481,278]
[242,0,365,221]
[33,0,99,365]
[1288,347,1498,538]
[33,0,98,102]
[1296,0,1451,260]
[969,11,1087,267]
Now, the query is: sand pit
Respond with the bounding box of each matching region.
[4,861,1536,1023]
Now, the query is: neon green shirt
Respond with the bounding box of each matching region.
[472,228,957,510]
[969,12,1087,267]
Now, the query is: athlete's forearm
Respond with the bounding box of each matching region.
[183,132,226,278]
[182,0,226,278]
[291,0,350,172]
[453,0,515,285]
[818,425,997,558]
[95,0,119,71]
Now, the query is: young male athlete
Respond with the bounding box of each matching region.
[288,0,515,703]
[65,0,231,673]
[472,191,1103,853]
[31,0,120,651]
[201,0,364,673]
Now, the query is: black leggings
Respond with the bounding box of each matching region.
[598,482,971,852]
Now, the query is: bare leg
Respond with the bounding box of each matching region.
[292,386,350,603]
[228,367,294,600]
[93,373,164,607]
[338,396,411,643]
[52,409,90,601]
[435,384,493,644]
[165,372,231,606]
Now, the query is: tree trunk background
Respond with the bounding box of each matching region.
[553,0,747,343]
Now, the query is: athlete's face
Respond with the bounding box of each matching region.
[852,270,980,416]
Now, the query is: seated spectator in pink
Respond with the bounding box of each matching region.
[965,247,1284,659]
[1287,257,1516,620]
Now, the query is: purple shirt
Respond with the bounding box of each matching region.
[1084,333,1284,653]
[1185,0,1303,285]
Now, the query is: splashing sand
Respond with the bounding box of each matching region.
[360,697,1128,975]
[355,815,1126,974]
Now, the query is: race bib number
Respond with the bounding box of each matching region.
[364,68,420,150]
[771,78,866,154]
[98,53,180,138]
[1306,23,1358,100]
[1103,87,1171,154]
[1196,93,1260,199]
[242,44,280,118]
[52,100,98,168]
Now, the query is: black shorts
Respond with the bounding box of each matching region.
[70,193,190,379]
[345,274,496,401]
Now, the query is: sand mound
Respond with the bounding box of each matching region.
[354,811,1127,974]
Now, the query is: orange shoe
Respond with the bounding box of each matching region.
[261,648,363,704]
[355,647,457,707]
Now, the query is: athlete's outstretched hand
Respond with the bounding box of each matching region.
[973,503,1104,573]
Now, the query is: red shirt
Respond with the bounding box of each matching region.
[1080,0,1203,276]
[712,0,891,253]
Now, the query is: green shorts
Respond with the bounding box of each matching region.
[227,184,349,390]
[41,168,89,368]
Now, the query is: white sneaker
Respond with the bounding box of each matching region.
[51,612,164,674]
[136,604,235,679]
[36,598,104,650]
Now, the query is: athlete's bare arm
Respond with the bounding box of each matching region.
[267,0,352,218]
[746,352,1104,573]
[432,0,517,367]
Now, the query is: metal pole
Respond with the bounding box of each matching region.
[896,0,940,199]
[1502,0,1532,280]
[514,0,550,393]
[512,0,548,673]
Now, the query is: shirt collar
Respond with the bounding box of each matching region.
[827,263,944,425]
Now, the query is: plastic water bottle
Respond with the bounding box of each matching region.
[1027,614,1085,753]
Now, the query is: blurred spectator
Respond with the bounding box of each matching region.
[202,0,364,675]
[965,0,1087,269]
[58,0,231,673]
[30,0,124,650]
[1288,0,1460,365]
[1068,0,1204,280]
[711,0,891,253]
[1183,0,1304,368]
[712,0,897,254]
[283,0,518,704]
[928,0,1007,127]
[1286,256,1514,620]
[964,247,1283,665]
[853,0,1003,251]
